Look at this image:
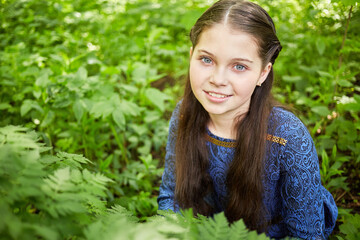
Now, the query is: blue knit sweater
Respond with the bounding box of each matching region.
[158,103,337,239]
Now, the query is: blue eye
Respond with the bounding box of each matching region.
[234,64,246,71]
[201,57,212,64]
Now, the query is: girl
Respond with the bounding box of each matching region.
[157,0,338,239]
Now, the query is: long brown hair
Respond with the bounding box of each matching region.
[175,0,282,232]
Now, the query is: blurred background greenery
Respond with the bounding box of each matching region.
[0,0,359,239]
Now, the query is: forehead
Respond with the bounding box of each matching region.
[195,24,261,62]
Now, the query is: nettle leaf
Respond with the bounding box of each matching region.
[35,72,50,87]
[132,62,151,83]
[110,94,121,107]
[338,79,353,87]
[144,110,160,123]
[316,38,326,56]
[90,101,114,119]
[120,100,141,117]
[112,110,125,129]
[144,88,170,112]
[20,100,33,116]
[120,84,138,95]
[311,106,330,117]
[40,110,55,128]
[76,66,88,81]
[73,99,85,122]
[20,99,44,116]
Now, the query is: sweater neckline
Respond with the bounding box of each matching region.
[205,128,236,148]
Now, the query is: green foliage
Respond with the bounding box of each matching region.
[85,208,270,240]
[0,0,359,238]
[0,125,112,239]
[336,214,360,240]
[0,125,273,239]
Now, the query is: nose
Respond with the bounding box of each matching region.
[210,67,227,86]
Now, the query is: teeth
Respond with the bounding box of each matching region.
[208,92,228,98]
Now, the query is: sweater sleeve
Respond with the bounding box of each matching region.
[157,102,181,212]
[275,110,337,239]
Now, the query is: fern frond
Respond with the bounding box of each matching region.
[107,205,139,222]
[228,218,249,239]
[197,212,230,240]
[56,151,92,169]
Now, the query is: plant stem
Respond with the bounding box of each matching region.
[338,5,353,69]
[109,122,128,165]
[335,5,353,97]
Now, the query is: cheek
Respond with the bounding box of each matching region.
[232,73,258,95]
[189,62,202,87]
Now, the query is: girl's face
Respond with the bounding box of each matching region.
[189,23,271,122]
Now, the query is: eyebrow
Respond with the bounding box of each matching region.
[197,49,254,63]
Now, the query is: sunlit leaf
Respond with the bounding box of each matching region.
[112,110,125,129]
[311,106,330,117]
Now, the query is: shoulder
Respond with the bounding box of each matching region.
[267,107,319,176]
[168,100,182,129]
[269,107,303,128]
[166,100,182,151]
[268,107,313,149]
[266,107,318,174]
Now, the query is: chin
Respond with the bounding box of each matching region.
[202,106,227,116]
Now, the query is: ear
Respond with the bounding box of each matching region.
[189,47,193,59]
[257,62,272,86]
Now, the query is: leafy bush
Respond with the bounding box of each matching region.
[336,214,360,240]
[0,0,359,238]
[0,125,112,239]
[85,208,271,240]
[0,125,272,239]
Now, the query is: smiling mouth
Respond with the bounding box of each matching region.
[205,91,231,98]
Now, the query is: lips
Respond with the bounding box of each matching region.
[205,91,232,98]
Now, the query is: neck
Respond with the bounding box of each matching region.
[208,113,243,140]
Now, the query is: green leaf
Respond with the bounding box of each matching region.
[56,152,91,169]
[40,110,55,128]
[73,99,85,122]
[228,219,248,239]
[311,106,330,117]
[20,100,33,117]
[338,79,353,87]
[317,70,333,78]
[327,177,349,191]
[112,110,125,129]
[90,101,114,119]
[144,88,170,112]
[321,149,328,178]
[20,100,44,117]
[121,100,141,117]
[148,27,167,43]
[197,212,230,240]
[76,66,88,81]
[316,38,326,55]
[0,103,12,110]
[35,72,50,87]
[282,75,302,82]
[339,214,360,238]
